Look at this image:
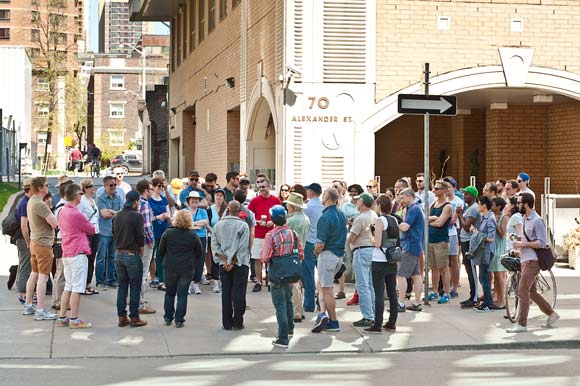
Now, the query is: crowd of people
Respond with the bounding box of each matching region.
[8,167,559,347]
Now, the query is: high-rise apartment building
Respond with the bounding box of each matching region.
[0,0,83,170]
[98,0,152,55]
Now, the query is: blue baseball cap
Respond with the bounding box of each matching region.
[518,172,530,182]
[304,183,322,195]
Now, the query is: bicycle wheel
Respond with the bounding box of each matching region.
[505,271,519,323]
[536,269,557,309]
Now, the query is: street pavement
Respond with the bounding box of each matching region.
[1,349,580,386]
[0,232,579,361]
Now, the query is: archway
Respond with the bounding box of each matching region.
[365,66,580,196]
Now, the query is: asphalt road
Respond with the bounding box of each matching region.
[0,349,579,386]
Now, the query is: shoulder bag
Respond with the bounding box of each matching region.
[380,215,404,263]
[522,219,556,271]
[268,230,302,284]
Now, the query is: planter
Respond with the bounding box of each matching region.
[570,246,580,270]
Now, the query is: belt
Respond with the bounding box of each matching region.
[116,249,138,254]
[352,246,374,253]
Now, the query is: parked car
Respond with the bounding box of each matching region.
[111,153,143,174]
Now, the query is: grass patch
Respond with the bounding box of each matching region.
[0,182,20,214]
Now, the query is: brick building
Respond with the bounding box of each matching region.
[130,0,580,200]
[0,0,83,169]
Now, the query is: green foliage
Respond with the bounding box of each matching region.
[0,183,20,213]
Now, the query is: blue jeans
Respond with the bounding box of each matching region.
[354,248,375,320]
[302,242,317,311]
[116,253,143,318]
[271,283,294,345]
[96,235,116,285]
[164,270,193,323]
[478,263,493,307]
[193,237,207,283]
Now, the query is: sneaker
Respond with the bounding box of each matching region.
[460,300,477,309]
[56,317,69,327]
[397,304,406,313]
[34,308,57,321]
[96,283,108,291]
[193,284,202,295]
[311,313,329,333]
[407,303,423,312]
[18,295,26,305]
[69,319,92,329]
[474,304,491,313]
[346,292,359,306]
[252,283,262,292]
[506,324,528,333]
[22,304,36,315]
[201,275,211,285]
[382,323,396,331]
[460,298,472,305]
[175,322,184,328]
[213,283,221,293]
[364,325,382,334]
[324,320,340,332]
[272,339,289,348]
[288,330,294,336]
[437,294,450,304]
[450,290,459,298]
[107,281,119,288]
[427,292,439,301]
[353,318,374,327]
[542,312,560,328]
[149,280,159,288]
[334,291,346,300]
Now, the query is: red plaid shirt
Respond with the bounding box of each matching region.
[260,225,304,263]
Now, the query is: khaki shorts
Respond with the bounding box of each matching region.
[428,242,449,269]
[30,241,54,274]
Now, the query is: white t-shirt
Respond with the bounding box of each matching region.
[78,195,100,234]
[448,195,464,236]
[372,216,389,262]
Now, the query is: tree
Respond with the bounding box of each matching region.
[30,0,79,173]
[65,75,87,149]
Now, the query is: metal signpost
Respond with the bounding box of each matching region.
[397,63,457,305]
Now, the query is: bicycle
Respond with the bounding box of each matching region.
[89,158,101,178]
[502,251,557,323]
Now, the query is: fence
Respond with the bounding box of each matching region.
[0,111,18,182]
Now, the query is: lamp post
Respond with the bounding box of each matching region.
[122,43,146,100]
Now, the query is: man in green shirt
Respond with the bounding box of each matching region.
[284,192,311,322]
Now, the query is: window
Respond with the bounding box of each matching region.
[31,0,39,5]
[109,103,125,118]
[189,0,195,52]
[36,104,49,117]
[110,75,124,89]
[31,29,40,42]
[232,0,239,8]
[50,32,67,45]
[0,9,10,21]
[0,27,8,39]
[49,13,66,27]
[37,131,48,144]
[176,9,182,66]
[36,78,49,92]
[182,3,187,61]
[31,10,40,22]
[220,0,227,20]
[198,0,205,43]
[208,0,215,32]
[109,130,124,146]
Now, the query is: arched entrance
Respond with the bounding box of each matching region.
[244,77,279,184]
[364,65,580,195]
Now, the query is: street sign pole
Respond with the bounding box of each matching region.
[423,63,431,306]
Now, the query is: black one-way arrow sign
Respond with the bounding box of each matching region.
[398,94,457,116]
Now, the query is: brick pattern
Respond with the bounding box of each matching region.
[547,104,580,194]
[146,85,169,173]
[376,0,580,101]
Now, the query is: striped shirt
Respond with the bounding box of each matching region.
[260,225,304,263]
[140,197,155,246]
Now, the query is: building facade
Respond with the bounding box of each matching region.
[87,46,168,162]
[0,0,83,170]
[131,0,580,200]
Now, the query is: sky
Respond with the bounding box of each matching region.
[88,0,169,53]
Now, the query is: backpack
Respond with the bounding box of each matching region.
[2,193,25,240]
[380,214,403,263]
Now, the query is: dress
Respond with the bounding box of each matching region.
[490,214,507,272]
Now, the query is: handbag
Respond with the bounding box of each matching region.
[522,219,556,271]
[268,231,302,284]
[380,214,404,263]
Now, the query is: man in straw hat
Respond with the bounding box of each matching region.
[284,192,311,323]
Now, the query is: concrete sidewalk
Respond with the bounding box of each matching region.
[1,263,579,359]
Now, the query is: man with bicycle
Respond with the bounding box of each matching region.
[507,192,559,333]
[87,144,102,177]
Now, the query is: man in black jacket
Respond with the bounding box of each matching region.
[113,191,146,328]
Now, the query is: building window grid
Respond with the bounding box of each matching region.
[110,75,124,89]
[0,27,9,39]
[36,104,49,117]
[109,103,125,118]
[109,130,124,146]
[189,0,195,52]
[0,9,10,21]
[209,0,215,33]
[176,10,182,66]
[182,4,187,61]
[220,0,227,20]
[198,0,205,43]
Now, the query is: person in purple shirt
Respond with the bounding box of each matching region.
[508,192,559,333]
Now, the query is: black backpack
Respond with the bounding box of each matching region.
[2,193,25,241]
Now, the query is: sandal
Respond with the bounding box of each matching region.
[158,283,166,291]
[89,287,99,294]
[83,288,94,295]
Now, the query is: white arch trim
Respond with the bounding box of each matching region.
[245,76,279,141]
[361,65,580,134]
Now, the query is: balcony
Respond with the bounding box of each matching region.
[129,0,182,22]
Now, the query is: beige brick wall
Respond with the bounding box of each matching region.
[376,0,580,100]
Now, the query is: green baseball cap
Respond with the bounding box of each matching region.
[461,185,479,198]
[354,192,375,205]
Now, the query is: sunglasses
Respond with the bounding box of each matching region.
[190,177,199,181]
[416,180,424,183]
[86,184,94,188]
[107,184,116,188]
[434,186,444,190]
[366,185,373,189]
[281,189,289,192]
